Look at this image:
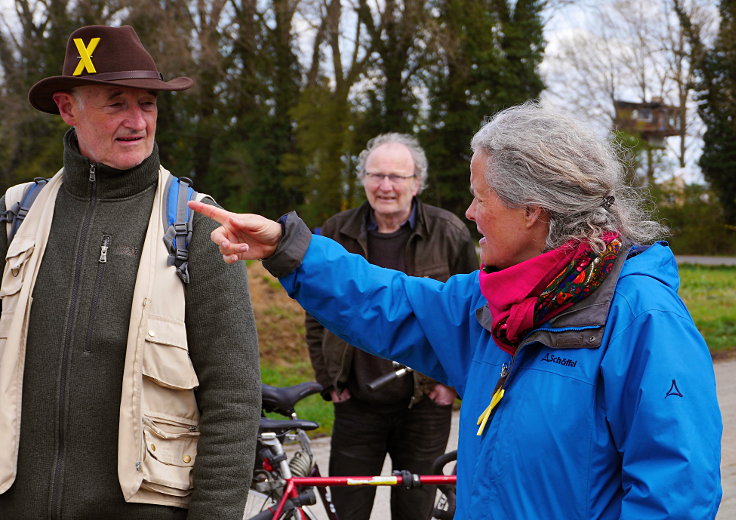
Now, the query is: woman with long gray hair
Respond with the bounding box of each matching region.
[191,102,722,519]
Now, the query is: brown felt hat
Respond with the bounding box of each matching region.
[28,25,193,114]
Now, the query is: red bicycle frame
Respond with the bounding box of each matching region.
[271,473,457,519]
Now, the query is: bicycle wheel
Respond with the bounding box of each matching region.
[244,489,273,518]
[244,489,320,520]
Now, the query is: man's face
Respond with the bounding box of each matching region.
[56,85,157,170]
[362,142,419,221]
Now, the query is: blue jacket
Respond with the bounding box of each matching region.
[265,214,722,519]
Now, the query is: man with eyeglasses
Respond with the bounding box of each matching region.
[305,133,477,520]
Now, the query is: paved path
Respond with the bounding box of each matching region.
[302,358,735,519]
[677,255,736,266]
[717,358,735,519]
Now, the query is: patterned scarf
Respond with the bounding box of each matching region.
[479,234,622,354]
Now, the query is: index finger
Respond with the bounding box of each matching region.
[188,200,232,225]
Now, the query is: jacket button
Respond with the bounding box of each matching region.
[183,455,192,463]
[151,443,156,451]
[588,336,596,343]
[148,330,156,337]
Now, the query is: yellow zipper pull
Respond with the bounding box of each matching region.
[476,387,505,436]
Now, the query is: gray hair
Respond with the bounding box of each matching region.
[356,133,428,193]
[69,87,86,109]
[470,101,666,252]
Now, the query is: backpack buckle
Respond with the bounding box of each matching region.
[173,222,189,235]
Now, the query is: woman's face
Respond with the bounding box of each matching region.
[465,151,548,269]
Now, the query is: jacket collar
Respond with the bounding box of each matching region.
[62,128,160,199]
[366,201,418,232]
[338,198,428,243]
[476,240,632,350]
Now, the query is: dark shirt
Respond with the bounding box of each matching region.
[348,207,416,404]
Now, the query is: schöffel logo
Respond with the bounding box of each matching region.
[541,353,578,368]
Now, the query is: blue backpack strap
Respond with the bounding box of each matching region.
[162,175,198,284]
[0,177,50,245]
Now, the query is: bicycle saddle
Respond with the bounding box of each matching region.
[261,382,323,416]
[259,417,319,434]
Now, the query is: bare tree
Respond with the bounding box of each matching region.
[543,0,716,183]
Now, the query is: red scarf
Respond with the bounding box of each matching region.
[479,234,622,354]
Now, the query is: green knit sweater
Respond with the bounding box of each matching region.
[0,129,261,519]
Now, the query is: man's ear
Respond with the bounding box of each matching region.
[53,92,77,126]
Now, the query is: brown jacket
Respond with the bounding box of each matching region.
[305,199,478,401]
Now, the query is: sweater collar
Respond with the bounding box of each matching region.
[62,128,160,199]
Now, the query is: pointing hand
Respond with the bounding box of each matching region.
[187,201,283,263]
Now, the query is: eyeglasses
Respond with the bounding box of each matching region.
[364,172,417,184]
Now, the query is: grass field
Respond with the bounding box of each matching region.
[251,262,736,435]
[249,262,334,435]
[678,264,736,354]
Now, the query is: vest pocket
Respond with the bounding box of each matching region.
[0,236,35,298]
[143,315,199,390]
[140,315,200,496]
[141,415,199,496]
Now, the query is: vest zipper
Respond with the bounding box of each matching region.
[48,163,98,519]
[83,234,111,354]
[99,235,110,263]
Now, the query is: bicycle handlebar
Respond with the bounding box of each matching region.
[366,365,413,391]
[287,473,456,488]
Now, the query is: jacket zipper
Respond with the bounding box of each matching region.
[476,343,528,436]
[48,162,98,519]
[83,234,111,353]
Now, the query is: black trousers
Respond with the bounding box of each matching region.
[328,397,453,520]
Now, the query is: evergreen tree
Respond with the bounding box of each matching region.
[0,1,78,189]
[354,0,427,139]
[679,0,736,224]
[220,0,303,218]
[285,81,356,226]
[421,0,545,220]
[123,0,302,219]
[283,0,369,227]
[698,1,736,224]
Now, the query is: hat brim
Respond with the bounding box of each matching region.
[28,75,194,114]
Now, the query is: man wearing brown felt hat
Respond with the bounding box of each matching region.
[0,25,261,519]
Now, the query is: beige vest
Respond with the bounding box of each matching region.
[0,167,205,508]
